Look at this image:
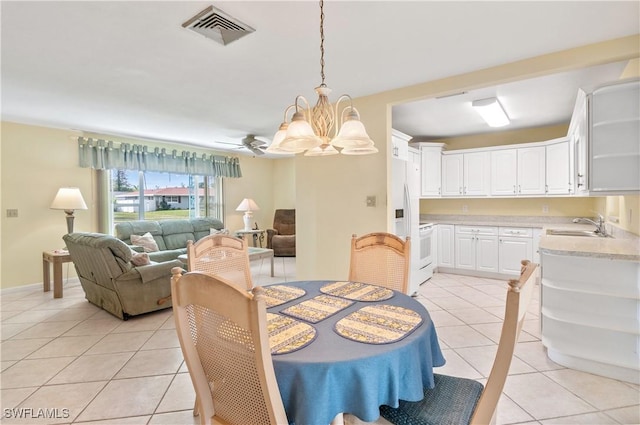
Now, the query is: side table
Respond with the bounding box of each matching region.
[42,250,73,298]
[235,229,266,247]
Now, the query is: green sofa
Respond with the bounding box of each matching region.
[114,218,225,262]
[63,232,183,320]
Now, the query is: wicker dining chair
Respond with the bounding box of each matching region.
[379,260,539,425]
[171,268,288,425]
[186,234,253,291]
[348,232,411,294]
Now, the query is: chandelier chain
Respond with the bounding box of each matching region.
[319,0,325,85]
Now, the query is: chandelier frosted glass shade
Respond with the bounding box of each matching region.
[278,111,323,152]
[332,112,375,148]
[271,0,376,157]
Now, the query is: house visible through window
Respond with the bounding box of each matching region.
[110,170,223,231]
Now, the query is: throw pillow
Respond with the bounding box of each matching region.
[131,252,151,266]
[130,232,159,253]
[210,228,230,235]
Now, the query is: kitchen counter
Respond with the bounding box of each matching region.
[422,214,639,262]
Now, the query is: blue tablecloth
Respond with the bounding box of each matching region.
[269,280,446,425]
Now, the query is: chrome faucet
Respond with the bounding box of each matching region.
[573,214,608,236]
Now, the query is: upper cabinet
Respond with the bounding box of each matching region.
[391,129,411,161]
[441,151,490,197]
[589,79,640,192]
[490,146,545,196]
[418,143,445,198]
[545,138,573,195]
[568,79,640,194]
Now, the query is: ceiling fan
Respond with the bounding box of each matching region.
[215,135,268,155]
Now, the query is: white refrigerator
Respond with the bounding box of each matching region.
[391,153,421,295]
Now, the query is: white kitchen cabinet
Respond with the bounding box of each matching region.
[442,152,490,197]
[431,225,438,269]
[498,227,533,275]
[490,149,517,195]
[455,226,498,272]
[391,129,411,161]
[569,89,589,194]
[532,228,542,264]
[491,146,545,195]
[589,79,640,192]
[419,143,445,197]
[437,224,455,268]
[545,138,573,195]
[517,146,546,195]
[441,154,463,196]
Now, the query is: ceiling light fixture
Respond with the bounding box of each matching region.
[472,97,510,127]
[268,0,377,157]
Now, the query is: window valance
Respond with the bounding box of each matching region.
[77,137,242,178]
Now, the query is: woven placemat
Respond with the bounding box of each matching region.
[334,304,423,344]
[281,295,354,323]
[267,313,317,355]
[262,285,306,308]
[320,281,394,302]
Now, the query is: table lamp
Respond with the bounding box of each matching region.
[236,198,259,231]
[50,187,88,234]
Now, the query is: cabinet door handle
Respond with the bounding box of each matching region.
[463,186,467,194]
[438,187,441,195]
[545,184,548,193]
[519,185,522,193]
[459,187,462,194]
[513,185,516,194]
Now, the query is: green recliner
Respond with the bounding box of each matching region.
[63,232,182,320]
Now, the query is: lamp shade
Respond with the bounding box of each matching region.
[332,113,375,148]
[236,198,260,212]
[50,187,88,211]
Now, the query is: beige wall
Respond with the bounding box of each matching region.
[421,197,598,217]
[0,122,281,289]
[420,124,569,151]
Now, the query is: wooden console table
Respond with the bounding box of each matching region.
[42,250,72,298]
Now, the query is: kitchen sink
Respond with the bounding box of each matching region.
[546,229,611,238]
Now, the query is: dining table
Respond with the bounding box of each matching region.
[265,280,446,425]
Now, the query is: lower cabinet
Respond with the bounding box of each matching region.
[437,224,455,268]
[498,227,533,275]
[454,226,498,273]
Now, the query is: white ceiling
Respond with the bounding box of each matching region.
[1,1,638,155]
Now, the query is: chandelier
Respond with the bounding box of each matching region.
[267,0,378,156]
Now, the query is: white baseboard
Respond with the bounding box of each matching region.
[1,277,80,295]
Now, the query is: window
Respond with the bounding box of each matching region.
[110,169,223,232]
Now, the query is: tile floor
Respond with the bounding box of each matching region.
[1,258,639,425]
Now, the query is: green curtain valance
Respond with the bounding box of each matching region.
[77,137,242,178]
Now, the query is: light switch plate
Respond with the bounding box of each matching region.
[6,209,18,218]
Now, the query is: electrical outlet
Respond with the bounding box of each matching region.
[462,204,468,213]
[542,204,549,214]
[6,209,18,218]
[366,196,376,207]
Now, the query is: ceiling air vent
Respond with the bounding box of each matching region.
[182,5,255,46]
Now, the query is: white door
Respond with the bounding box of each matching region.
[464,152,490,196]
[476,235,499,272]
[437,225,455,268]
[455,233,475,270]
[517,146,546,195]
[499,237,533,275]
[546,140,571,194]
[421,147,442,197]
[441,154,463,196]
[490,149,517,195]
